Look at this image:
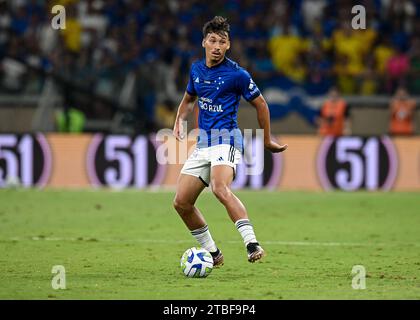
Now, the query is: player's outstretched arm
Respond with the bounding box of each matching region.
[250,95,288,153]
[173,92,197,141]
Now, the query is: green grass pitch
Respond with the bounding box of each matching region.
[0,189,419,299]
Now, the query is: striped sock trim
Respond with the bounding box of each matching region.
[235,219,257,246]
[191,225,209,236]
[190,225,217,252]
[235,219,253,229]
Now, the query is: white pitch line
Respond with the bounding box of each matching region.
[260,240,370,246]
[6,236,419,247]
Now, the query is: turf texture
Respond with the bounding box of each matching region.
[0,189,419,299]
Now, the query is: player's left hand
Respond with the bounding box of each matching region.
[264,140,288,153]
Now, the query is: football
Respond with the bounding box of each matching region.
[180,247,213,278]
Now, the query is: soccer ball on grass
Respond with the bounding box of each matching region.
[180,247,213,278]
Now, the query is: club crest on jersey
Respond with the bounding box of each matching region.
[195,77,199,83]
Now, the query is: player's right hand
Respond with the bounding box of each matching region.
[265,140,288,153]
[173,120,185,141]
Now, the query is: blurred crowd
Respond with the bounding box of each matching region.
[0,0,419,131]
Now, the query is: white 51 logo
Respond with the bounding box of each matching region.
[317,136,398,191]
[0,134,52,188]
[87,134,166,189]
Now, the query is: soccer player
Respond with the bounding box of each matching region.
[173,16,288,267]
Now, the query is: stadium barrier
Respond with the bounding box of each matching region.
[0,134,419,191]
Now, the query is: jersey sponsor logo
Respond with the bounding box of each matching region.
[198,100,223,112]
[200,97,213,103]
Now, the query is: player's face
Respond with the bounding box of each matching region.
[202,32,230,64]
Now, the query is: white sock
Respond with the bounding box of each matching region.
[190,225,218,253]
[235,219,257,246]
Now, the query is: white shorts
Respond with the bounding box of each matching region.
[180,144,242,187]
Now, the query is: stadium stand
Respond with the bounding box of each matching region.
[0,0,419,134]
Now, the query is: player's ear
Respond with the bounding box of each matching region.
[202,38,206,48]
[226,40,230,51]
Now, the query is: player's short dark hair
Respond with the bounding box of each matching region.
[202,16,230,38]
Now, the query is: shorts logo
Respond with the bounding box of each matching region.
[217,157,224,161]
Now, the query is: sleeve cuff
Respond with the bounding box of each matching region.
[245,92,261,102]
[186,90,197,96]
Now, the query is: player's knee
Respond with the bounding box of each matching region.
[173,197,191,214]
[212,184,231,203]
[173,198,184,212]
